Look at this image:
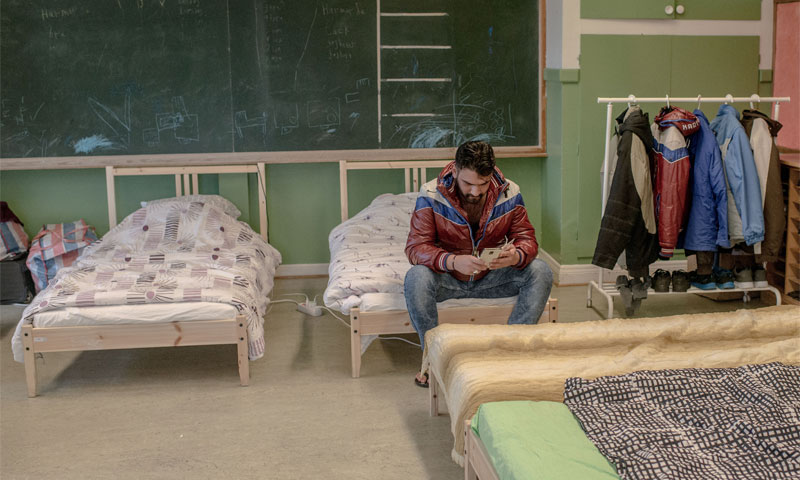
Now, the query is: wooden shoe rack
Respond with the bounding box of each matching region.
[776,154,800,305]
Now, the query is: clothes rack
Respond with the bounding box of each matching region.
[587,93,790,318]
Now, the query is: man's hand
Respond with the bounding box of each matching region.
[488,243,519,270]
[452,254,490,276]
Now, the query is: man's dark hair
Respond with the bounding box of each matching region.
[454,141,495,177]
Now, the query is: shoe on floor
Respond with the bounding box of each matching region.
[671,270,690,292]
[752,264,768,287]
[715,269,736,289]
[733,267,754,288]
[616,275,634,316]
[689,271,716,290]
[414,372,429,388]
[652,269,671,292]
[630,276,650,300]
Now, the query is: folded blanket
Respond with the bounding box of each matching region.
[422,305,800,465]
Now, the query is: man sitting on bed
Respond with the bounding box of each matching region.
[405,140,553,387]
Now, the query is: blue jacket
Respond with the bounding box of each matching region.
[680,110,729,251]
[709,104,764,246]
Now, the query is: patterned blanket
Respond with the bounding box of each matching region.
[564,363,800,480]
[12,198,281,362]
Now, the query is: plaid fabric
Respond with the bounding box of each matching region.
[0,220,29,261]
[26,220,98,292]
[564,363,800,480]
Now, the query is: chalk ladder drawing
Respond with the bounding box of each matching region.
[378,9,452,147]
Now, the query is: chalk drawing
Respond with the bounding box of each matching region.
[273,102,299,135]
[349,112,359,130]
[234,110,268,145]
[345,92,360,103]
[152,96,199,145]
[307,98,340,129]
[356,78,370,89]
[73,134,114,154]
[88,89,132,149]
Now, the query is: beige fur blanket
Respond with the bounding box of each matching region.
[421,305,800,465]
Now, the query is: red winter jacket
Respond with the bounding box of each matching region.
[651,107,699,258]
[405,162,538,282]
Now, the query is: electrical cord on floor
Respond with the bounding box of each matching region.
[379,336,421,348]
[266,294,419,346]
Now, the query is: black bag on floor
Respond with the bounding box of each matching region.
[0,253,34,304]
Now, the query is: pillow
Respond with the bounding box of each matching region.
[141,194,241,219]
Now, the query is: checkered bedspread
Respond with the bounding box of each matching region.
[564,363,800,480]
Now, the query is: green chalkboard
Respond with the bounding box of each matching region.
[0,1,540,158]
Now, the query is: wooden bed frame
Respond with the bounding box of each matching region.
[338,160,559,378]
[21,164,268,397]
[464,419,501,480]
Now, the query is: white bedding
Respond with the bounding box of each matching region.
[31,302,237,328]
[324,193,515,314]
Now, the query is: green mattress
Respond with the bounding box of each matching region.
[471,401,620,480]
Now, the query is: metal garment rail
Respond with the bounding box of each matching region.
[588,94,791,318]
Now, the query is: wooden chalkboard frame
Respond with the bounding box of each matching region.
[0,0,545,170]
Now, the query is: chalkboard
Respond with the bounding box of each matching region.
[0,0,540,158]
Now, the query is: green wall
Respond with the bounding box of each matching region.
[0,159,545,266]
[542,34,765,265]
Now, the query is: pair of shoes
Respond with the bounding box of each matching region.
[689,271,716,290]
[671,270,690,292]
[414,372,429,388]
[734,267,754,288]
[753,264,768,287]
[715,269,735,289]
[653,269,671,292]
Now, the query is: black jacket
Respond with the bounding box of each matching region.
[593,107,660,277]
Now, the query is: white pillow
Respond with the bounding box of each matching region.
[141,195,242,219]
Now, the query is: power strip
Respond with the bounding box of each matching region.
[297,300,323,317]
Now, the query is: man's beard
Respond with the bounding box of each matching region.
[462,194,483,204]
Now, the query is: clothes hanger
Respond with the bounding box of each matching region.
[696,95,702,110]
[724,94,734,105]
[666,95,670,109]
[749,94,760,110]
[627,94,637,109]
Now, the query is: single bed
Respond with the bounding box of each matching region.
[465,362,800,480]
[325,160,559,378]
[421,305,800,465]
[11,164,281,397]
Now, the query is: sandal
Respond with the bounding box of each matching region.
[414,372,429,388]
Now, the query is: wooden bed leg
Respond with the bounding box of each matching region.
[429,370,439,416]
[465,420,477,480]
[236,319,249,386]
[21,324,37,398]
[549,297,559,323]
[351,310,361,378]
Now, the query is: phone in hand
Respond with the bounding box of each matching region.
[478,247,503,263]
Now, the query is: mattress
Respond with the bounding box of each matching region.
[31,302,238,328]
[472,401,619,480]
[425,305,800,465]
[325,192,516,314]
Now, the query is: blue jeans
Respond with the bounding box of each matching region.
[404,259,553,349]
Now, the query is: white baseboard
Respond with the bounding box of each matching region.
[538,249,689,286]
[276,263,329,277]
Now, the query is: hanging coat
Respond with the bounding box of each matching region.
[709,104,764,246]
[680,110,730,252]
[593,106,659,277]
[651,107,700,258]
[741,109,785,262]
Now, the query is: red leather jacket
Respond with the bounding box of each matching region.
[405,162,538,282]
